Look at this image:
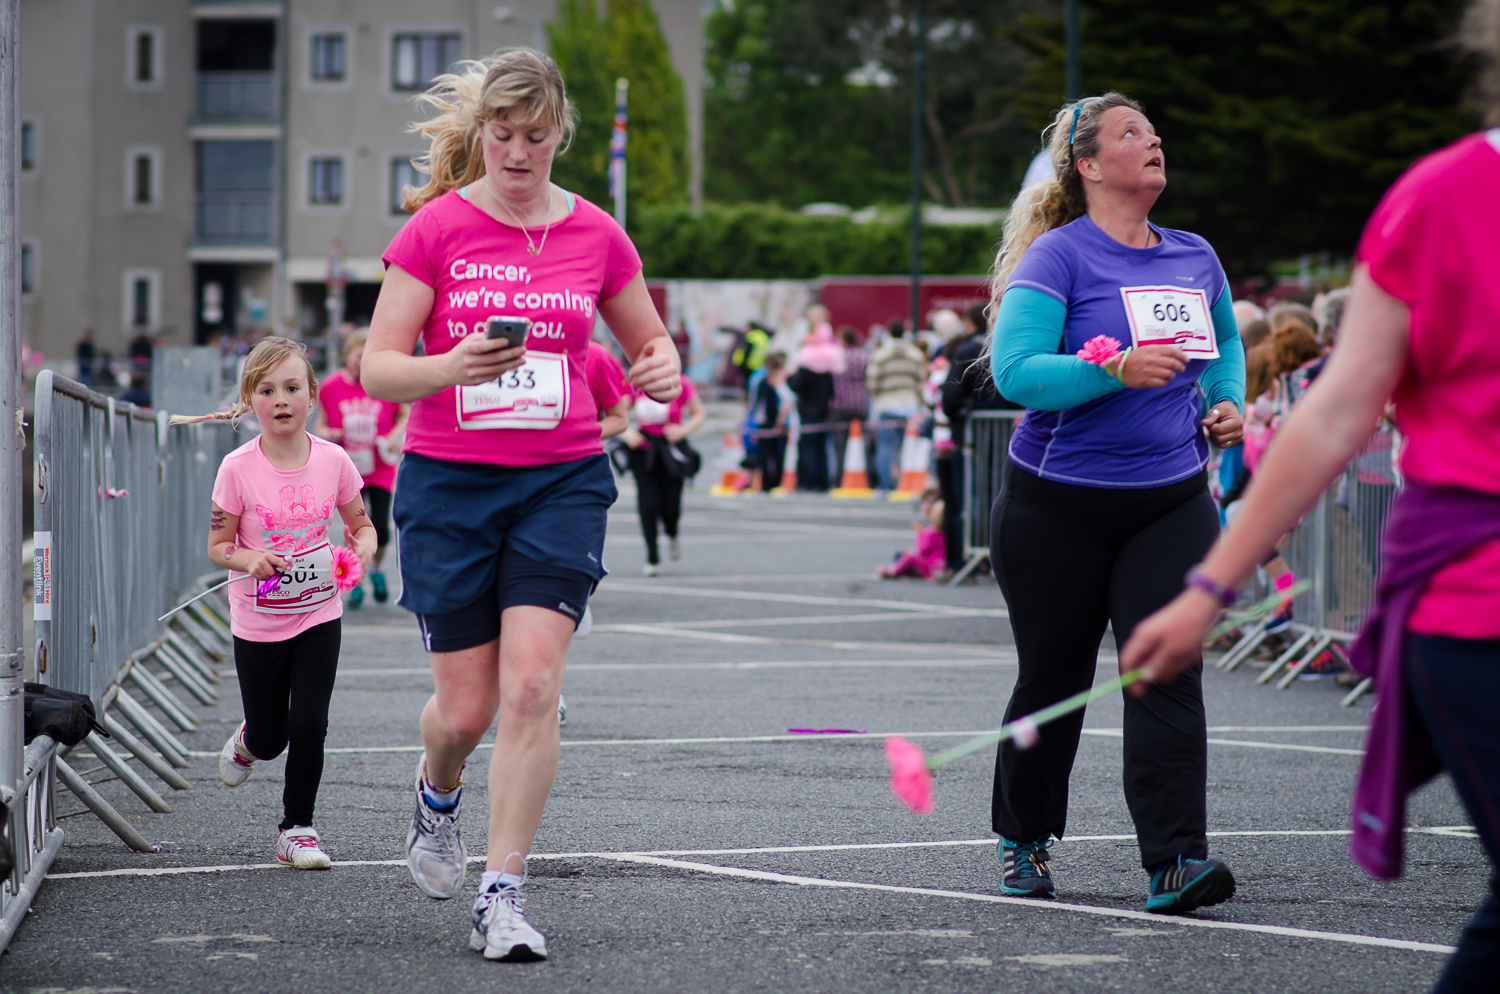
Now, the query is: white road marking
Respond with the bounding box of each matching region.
[599,583,1005,618]
[185,727,1373,758]
[1082,729,1363,756]
[47,828,1475,883]
[336,657,1019,677]
[603,854,1456,955]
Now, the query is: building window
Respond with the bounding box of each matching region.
[390,158,421,214]
[392,33,460,91]
[21,241,36,297]
[309,157,344,205]
[21,120,35,172]
[124,146,161,211]
[311,33,346,82]
[127,26,163,88]
[122,269,161,331]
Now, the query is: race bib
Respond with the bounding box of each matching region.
[634,395,671,426]
[347,446,375,475]
[253,543,337,615]
[1118,286,1220,359]
[456,351,570,430]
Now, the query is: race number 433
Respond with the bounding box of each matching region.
[1118,285,1220,359]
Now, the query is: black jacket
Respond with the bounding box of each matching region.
[787,367,835,423]
[941,334,1019,445]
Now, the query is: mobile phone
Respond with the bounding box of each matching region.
[484,316,530,349]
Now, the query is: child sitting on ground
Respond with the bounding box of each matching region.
[878,488,946,580]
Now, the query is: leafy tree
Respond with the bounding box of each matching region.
[704,0,1047,208]
[549,0,689,207]
[1007,0,1478,275]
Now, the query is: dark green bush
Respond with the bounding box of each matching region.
[628,203,999,279]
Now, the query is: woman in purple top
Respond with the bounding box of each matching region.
[984,93,1246,913]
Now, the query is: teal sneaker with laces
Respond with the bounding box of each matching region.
[1146,855,1236,914]
[998,837,1055,898]
[371,571,389,603]
[348,584,364,609]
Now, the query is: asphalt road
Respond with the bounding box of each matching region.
[4,429,1480,994]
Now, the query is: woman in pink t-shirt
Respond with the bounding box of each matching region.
[1124,7,1500,984]
[360,50,681,963]
[621,375,706,575]
[315,328,408,608]
[176,337,377,871]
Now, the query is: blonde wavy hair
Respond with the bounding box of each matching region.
[400,48,578,212]
[1461,0,1500,125]
[987,93,1145,318]
[169,337,319,425]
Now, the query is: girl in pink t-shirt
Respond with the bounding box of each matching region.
[360,50,683,961]
[315,328,409,607]
[176,337,376,871]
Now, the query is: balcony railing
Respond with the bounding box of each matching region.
[194,71,278,125]
[195,191,276,245]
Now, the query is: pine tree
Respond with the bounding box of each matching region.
[547,0,688,208]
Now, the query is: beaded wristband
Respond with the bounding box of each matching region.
[1185,566,1237,607]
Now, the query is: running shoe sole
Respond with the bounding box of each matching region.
[999,881,1056,898]
[469,928,547,962]
[1146,861,1236,914]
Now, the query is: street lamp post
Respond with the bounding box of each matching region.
[1065,0,1080,102]
[908,0,926,337]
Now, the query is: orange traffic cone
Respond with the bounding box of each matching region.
[772,425,797,494]
[891,424,933,499]
[710,431,749,496]
[831,419,873,498]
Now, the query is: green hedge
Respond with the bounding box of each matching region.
[628,203,999,279]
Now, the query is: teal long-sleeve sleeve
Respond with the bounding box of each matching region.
[1197,290,1246,412]
[990,287,1123,411]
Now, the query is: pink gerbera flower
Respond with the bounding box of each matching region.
[884,736,935,815]
[330,546,364,592]
[1076,335,1123,366]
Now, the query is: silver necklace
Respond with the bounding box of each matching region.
[485,175,553,257]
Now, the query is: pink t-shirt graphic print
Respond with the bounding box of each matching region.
[381,188,642,467]
[211,433,364,641]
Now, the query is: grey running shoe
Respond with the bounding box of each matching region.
[406,757,467,900]
[668,537,682,560]
[470,882,548,961]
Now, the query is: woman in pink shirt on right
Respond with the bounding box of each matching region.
[1124,4,1500,987]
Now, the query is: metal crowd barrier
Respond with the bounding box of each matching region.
[1,372,237,953]
[950,410,1023,586]
[1212,426,1399,704]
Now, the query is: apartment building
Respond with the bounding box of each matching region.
[19,0,704,369]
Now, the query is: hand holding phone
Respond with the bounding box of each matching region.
[485,316,530,349]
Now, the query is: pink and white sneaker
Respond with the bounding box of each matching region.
[277,826,332,870]
[218,721,255,787]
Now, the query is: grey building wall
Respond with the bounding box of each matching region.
[20,0,703,368]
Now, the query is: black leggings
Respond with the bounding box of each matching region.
[628,447,683,565]
[233,619,341,831]
[362,484,392,550]
[989,466,1220,868]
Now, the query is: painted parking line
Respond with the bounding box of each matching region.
[186,727,1366,758]
[336,657,1019,677]
[604,855,1456,956]
[598,583,1007,618]
[45,842,1461,956]
[47,828,1477,881]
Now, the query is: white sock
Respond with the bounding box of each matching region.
[477,869,523,894]
[422,780,460,811]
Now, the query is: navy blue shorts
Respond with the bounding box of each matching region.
[414,546,595,652]
[393,452,616,641]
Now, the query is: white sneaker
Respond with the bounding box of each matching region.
[470,883,547,961]
[406,757,467,900]
[276,827,331,870]
[557,695,567,726]
[668,537,682,560]
[642,563,659,577]
[218,722,255,787]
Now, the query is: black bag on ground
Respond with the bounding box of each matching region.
[23,683,106,747]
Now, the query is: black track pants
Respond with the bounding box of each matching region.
[989,465,1219,868]
[628,447,683,565]
[233,619,341,832]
